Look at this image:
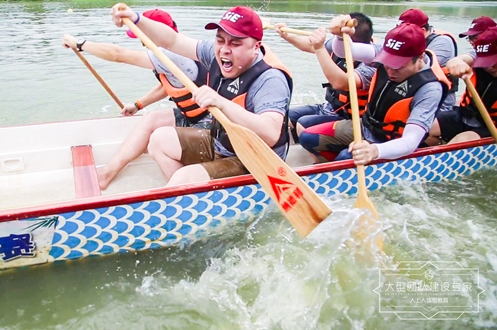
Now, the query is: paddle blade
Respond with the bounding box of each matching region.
[226,123,332,237]
[353,195,379,219]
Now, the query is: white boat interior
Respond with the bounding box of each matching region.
[0,115,314,211]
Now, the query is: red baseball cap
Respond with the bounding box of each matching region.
[205,6,263,41]
[459,16,497,38]
[473,27,497,67]
[373,23,426,69]
[397,8,429,28]
[127,9,178,38]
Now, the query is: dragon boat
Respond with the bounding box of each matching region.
[1,115,495,270]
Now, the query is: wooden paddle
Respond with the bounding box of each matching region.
[261,19,312,36]
[72,49,124,109]
[463,77,497,141]
[121,16,332,237]
[342,27,383,249]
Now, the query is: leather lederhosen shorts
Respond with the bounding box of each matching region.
[175,127,249,180]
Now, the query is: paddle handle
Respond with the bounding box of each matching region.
[73,49,124,109]
[343,29,379,219]
[463,77,497,142]
[121,17,229,126]
[342,34,361,145]
[265,25,312,36]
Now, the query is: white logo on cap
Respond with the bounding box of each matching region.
[385,38,405,50]
[222,11,243,23]
[470,23,476,29]
[476,44,490,53]
[396,20,404,26]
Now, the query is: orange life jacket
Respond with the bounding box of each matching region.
[459,68,497,126]
[362,50,450,142]
[427,29,459,93]
[156,61,209,122]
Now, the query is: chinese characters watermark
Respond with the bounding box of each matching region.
[374,261,485,320]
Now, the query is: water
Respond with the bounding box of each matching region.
[1,0,497,329]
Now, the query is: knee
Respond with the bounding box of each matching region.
[299,131,318,154]
[148,126,175,155]
[295,122,305,137]
[142,109,174,131]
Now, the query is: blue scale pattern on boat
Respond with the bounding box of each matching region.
[144,216,162,228]
[66,250,83,260]
[59,220,80,235]
[209,191,226,203]
[239,199,252,212]
[94,216,111,230]
[132,239,146,250]
[177,224,193,236]
[195,200,209,213]
[112,220,129,234]
[164,233,181,245]
[129,225,145,238]
[80,240,99,253]
[79,226,97,239]
[52,232,62,245]
[224,209,237,218]
[115,235,130,246]
[177,195,194,207]
[128,211,145,222]
[146,230,162,241]
[192,215,208,227]
[50,246,64,259]
[176,210,193,222]
[163,205,182,217]
[65,236,81,249]
[109,207,128,219]
[45,144,497,264]
[143,201,162,213]
[164,220,179,232]
[95,231,113,243]
[209,205,224,217]
[100,245,116,254]
[150,242,162,249]
[225,195,239,208]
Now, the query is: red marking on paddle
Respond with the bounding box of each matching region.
[268,176,303,212]
[278,166,286,176]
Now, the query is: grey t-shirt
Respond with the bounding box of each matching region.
[363,58,443,142]
[427,34,457,111]
[147,47,199,87]
[196,39,291,159]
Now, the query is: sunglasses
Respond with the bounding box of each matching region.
[465,35,479,43]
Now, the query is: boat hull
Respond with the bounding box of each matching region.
[1,137,495,270]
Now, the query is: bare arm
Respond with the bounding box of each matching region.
[62,34,153,69]
[314,47,362,90]
[111,5,199,61]
[274,23,314,53]
[446,54,475,78]
[137,83,169,107]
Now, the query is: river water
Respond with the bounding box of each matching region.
[1,1,497,329]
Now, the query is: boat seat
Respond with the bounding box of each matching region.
[71,145,101,198]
